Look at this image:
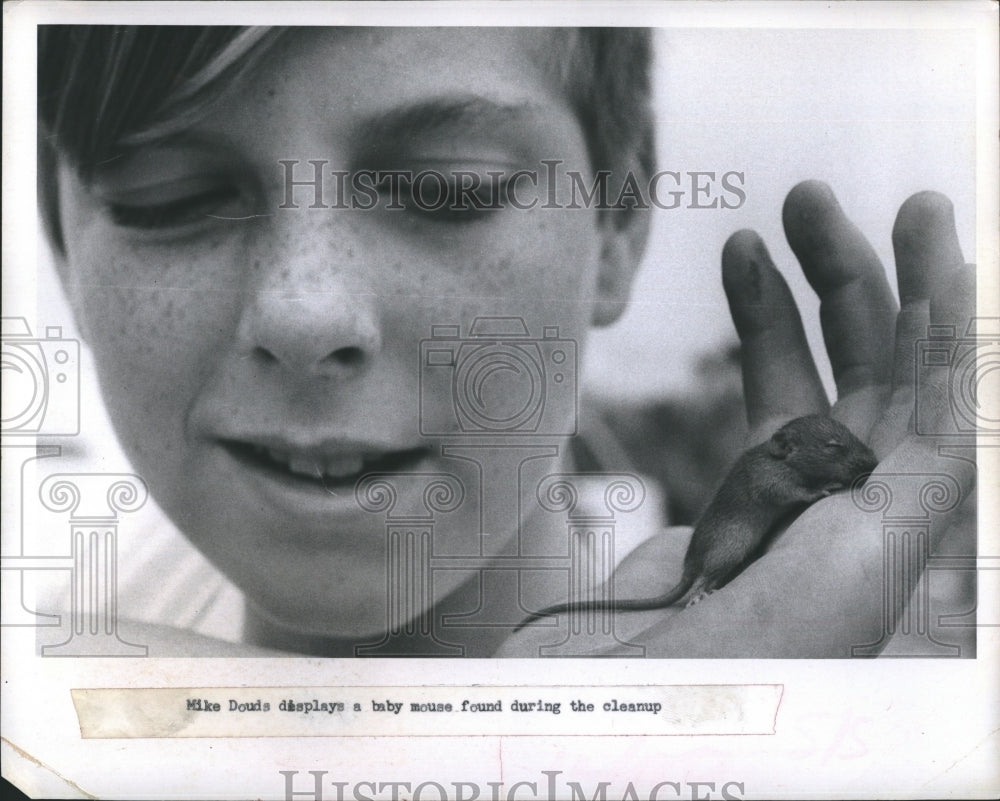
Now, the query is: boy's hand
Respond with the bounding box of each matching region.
[722,181,972,455]
[499,182,978,658]
[635,182,978,656]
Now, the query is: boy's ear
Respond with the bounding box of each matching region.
[48,246,90,344]
[590,165,651,328]
[49,248,88,342]
[42,159,90,342]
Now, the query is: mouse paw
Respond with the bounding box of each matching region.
[685,590,714,608]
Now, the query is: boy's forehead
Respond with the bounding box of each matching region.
[281,27,570,105]
[83,27,590,184]
[177,26,584,158]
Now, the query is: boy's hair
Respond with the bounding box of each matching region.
[38,26,654,252]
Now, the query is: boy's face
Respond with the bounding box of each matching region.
[55,28,644,637]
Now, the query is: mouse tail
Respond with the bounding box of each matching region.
[513,601,578,633]
[609,577,694,612]
[513,575,694,633]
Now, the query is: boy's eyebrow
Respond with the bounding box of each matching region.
[357,95,544,146]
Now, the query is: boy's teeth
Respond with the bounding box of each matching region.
[321,455,366,478]
[255,445,371,480]
[288,456,322,477]
[247,443,422,481]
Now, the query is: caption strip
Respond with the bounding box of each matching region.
[72,684,782,738]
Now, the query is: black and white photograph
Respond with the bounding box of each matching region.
[2,1,998,798]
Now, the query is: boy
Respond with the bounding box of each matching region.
[36,25,976,657]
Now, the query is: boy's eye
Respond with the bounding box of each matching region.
[409,180,502,225]
[373,168,507,226]
[108,185,243,230]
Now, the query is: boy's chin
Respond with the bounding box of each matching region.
[245,593,400,644]
[241,566,475,650]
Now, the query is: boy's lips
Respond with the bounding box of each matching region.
[218,437,432,490]
[209,432,443,543]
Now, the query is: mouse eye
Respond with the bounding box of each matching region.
[825,440,843,450]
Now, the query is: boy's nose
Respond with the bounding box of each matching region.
[237,289,382,377]
[234,247,383,378]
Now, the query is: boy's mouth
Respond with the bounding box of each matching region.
[220,439,431,490]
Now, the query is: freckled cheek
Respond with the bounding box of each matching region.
[479,210,602,299]
[399,213,602,344]
[75,250,241,426]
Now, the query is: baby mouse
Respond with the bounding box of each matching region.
[515,414,878,631]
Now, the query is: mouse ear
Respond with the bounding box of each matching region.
[767,428,794,459]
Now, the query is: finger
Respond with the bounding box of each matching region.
[868,300,929,459]
[869,192,966,455]
[892,191,965,305]
[722,229,829,443]
[920,264,979,437]
[891,191,966,393]
[930,262,976,329]
[876,264,977,497]
[782,181,898,437]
